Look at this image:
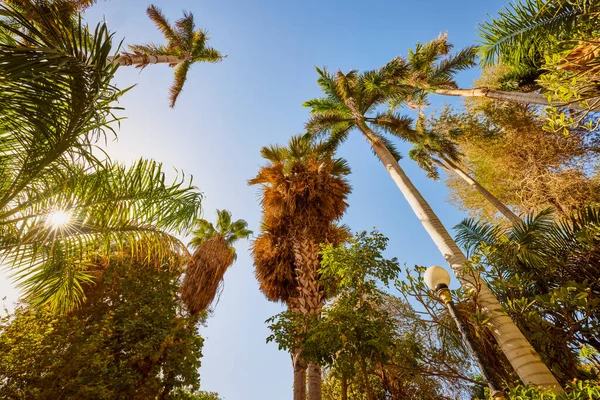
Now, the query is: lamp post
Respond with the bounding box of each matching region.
[424,266,506,400]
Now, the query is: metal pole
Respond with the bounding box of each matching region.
[436,283,506,400]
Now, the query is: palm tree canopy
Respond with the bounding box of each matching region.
[391,33,477,109]
[304,63,416,160]
[127,4,224,107]
[250,135,351,303]
[408,114,463,180]
[189,209,252,261]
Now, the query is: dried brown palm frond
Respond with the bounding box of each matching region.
[181,234,234,315]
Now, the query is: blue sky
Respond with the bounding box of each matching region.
[2,1,509,398]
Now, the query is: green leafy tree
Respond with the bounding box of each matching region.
[0,253,215,400]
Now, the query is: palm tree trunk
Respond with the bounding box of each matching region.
[434,87,599,111]
[293,351,307,400]
[344,98,563,393]
[436,156,521,224]
[108,54,187,67]
[307,363,322,400]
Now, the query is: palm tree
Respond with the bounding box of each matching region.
[110,4,224,107]
[181,209,252,315]
[250,136,351,400]
[0,4,203,312]
[303,65,563,392]
[409,116,521,224]
[401,33,595,111]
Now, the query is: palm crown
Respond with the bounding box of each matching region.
[189,209,252,261]
[128,5,224,107]
[303,63,416,159]
[250,135,351,303]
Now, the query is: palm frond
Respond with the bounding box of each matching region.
[477,0,590,66]
[169,60,190,108]
[146,4,185,50]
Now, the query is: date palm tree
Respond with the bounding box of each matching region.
[111,4,224,108]
[250,135,351,400]
[0,3,203,312]
[181,209,252,315]
[409,116,521,224]
[303,65,562,392]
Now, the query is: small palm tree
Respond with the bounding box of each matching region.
[181,210,252,315]
[304,65,562,391]
[112,5,224,107]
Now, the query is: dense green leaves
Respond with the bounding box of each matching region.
[0,255,210,399]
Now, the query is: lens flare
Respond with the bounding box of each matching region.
[47,210,71,228]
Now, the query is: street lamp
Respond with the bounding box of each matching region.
[424,266,506,400]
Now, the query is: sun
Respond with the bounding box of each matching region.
[47,210,71,229]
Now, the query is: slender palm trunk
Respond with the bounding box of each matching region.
[307,363,322,400]
[344,99,562,393]
[107,54,187,67]
[293,351,307,400]
[292,237,323,400]
[435,156,521,224]
[434,87,599,111]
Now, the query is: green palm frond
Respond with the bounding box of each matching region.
[409,146,439,180]
[190,209,252,260]
[454,218,504,255]
[2,159,202,312]
[477,0,592,66]
[174,10,195,48]
[169,60,191,108]
[0,4,124,211]
[146,4,185,50]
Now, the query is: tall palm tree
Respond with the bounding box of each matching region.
[0,3,203,312]
[303,65,563,392]
[110,5,224,107]
[181,209,252,315]
[250,136,351,400]
[401,33,595,111]
[409,116,521,224]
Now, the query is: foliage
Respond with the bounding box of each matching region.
[0,253,209,400]
[0,3,203,312]
[477,0,600,129]
[503,380,600,399]
[268,231,474,399]
[429,70,600,221]
[477,0,596,68]
[455,207,600,383]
